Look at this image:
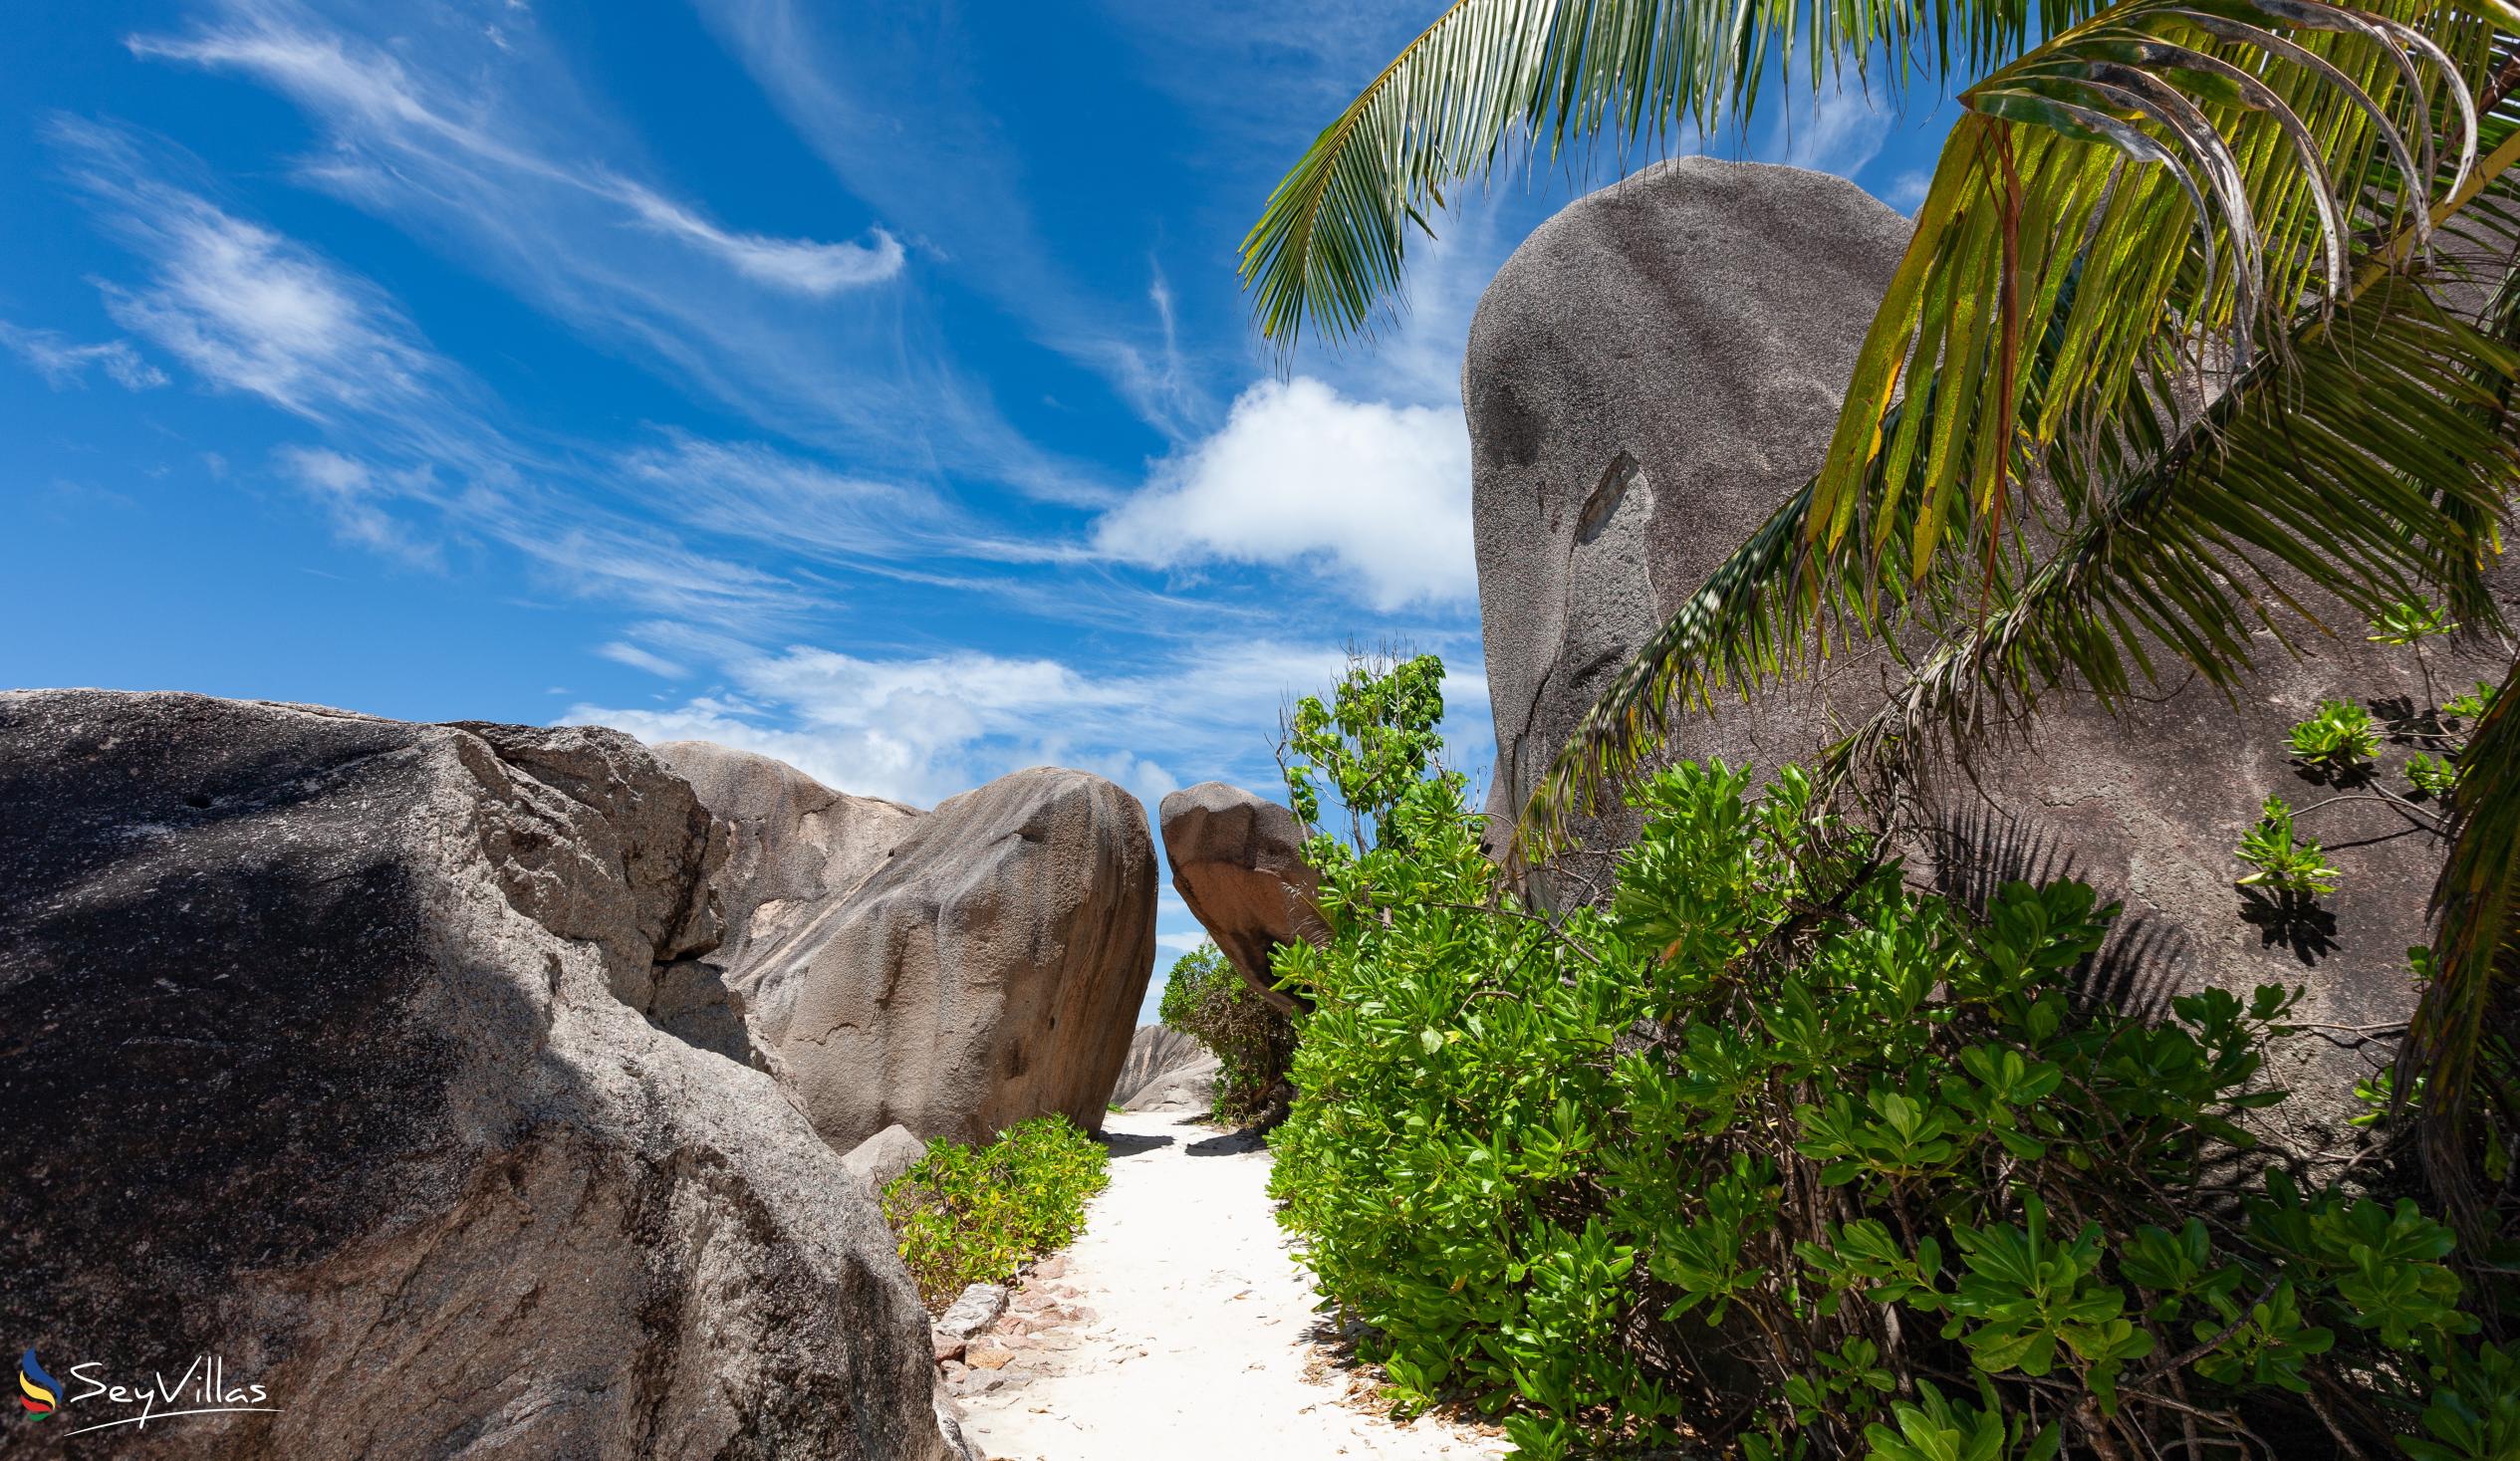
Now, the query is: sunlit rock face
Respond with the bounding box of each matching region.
[0,690,954,1461]
[1156,781,1321,1014]
[718,764,1158,1152]
[1463,155,2520,1139]
[1113,1024,1221,1113]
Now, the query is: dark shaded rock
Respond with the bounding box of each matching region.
[0,690,953,1459]
[1156,782,1322,1012]
[1112,1024,1221,1112]
[736,768,1157,1151]
[1462,156,2520,1138]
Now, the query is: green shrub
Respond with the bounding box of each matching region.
[2235,794,2340,897]
[882,1115,1108,1309]
[2285,697,2381,773]
[1158,943,1296,1124]
[1269,757,2500,1459]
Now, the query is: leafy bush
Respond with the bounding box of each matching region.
[2407,751,2464,800]
[2234,794,2340,897]
[1158,942,1296,1124]
[2285,697,2381,773]
[1269,757,2502,1460]
[882,1115,1108,1309]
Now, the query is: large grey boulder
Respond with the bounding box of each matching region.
[1112,1024,1222,1112]
[0,690,953,1460]
[1470,156,1914,852]
[1157,782,1321,1012]
[653,739,918,970]
[1463,155,2520,1137]
[736,767,1158,1151]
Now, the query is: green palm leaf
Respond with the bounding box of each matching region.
[2402,658,2520,1220]
[1241,0,2080,355]
[1827,275,2520,783]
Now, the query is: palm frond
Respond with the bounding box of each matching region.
[1812,0,2505,582]
[1827,275,2520,782]
[1242,0,2082,355]
[2403,656,2520,1222]
[1520,0,2520,845]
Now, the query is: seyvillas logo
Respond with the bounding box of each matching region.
[15,1348,282,1437]
[18,1350,59,1417]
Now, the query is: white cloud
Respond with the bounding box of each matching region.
[565,636,1357,809]
[616,430,951,560]
[273,445,444,568]
[1886,170,1932,213]
[57,121,440,421]
[1767,85,1893,180]
[596,641,688,678]
[129,11,901,300]
[607,178,901,297]
[1095,376,1474,609]
[122,1,1105,499]
[685,0,1211,442]
[0,322,167,389]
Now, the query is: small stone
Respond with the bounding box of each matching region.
[965,1343,1017,1370]
[931,1330,965,1363]
[934,1282,1009,1339]
[1032,1255,1068,1280]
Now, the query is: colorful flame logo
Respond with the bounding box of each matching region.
[18,1349,58,1417]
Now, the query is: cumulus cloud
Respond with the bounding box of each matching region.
[1095,376,1474,609]
[0,322,167,389]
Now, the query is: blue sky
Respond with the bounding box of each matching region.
[1,1,1957,1018]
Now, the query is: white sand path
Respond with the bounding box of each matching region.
[955,1109,1499,1461]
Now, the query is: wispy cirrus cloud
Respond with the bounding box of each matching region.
[0,321,167,390]
[126,0,1106,501]
[56,118,442,423]
[685,0,1211,442]
[126,5,902,300]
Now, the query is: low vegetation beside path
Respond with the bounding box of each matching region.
[882,1115,1109,1310]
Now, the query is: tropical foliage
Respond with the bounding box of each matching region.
[882,1116,1109,1309]
[1245,0,2520,1245]
[1157,943,1299,1123]
[1270,746,2515,1459]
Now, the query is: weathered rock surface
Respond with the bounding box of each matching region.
[1464,155,2520,1136]
[736,767,1158,1151]
[935,1284,1011,1340]
[1112,1024,1221,1112]
[653,739,918,970]
[0,690,953,1460]
[1156,782,1321,1012]
[845,1122,932,1194]
[1469,156,1913,854]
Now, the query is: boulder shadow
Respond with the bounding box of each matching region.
[1099,1130,1176,1157]
[1186,1128,1267,1157]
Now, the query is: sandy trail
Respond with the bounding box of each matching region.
[953,1109,1498,1461]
